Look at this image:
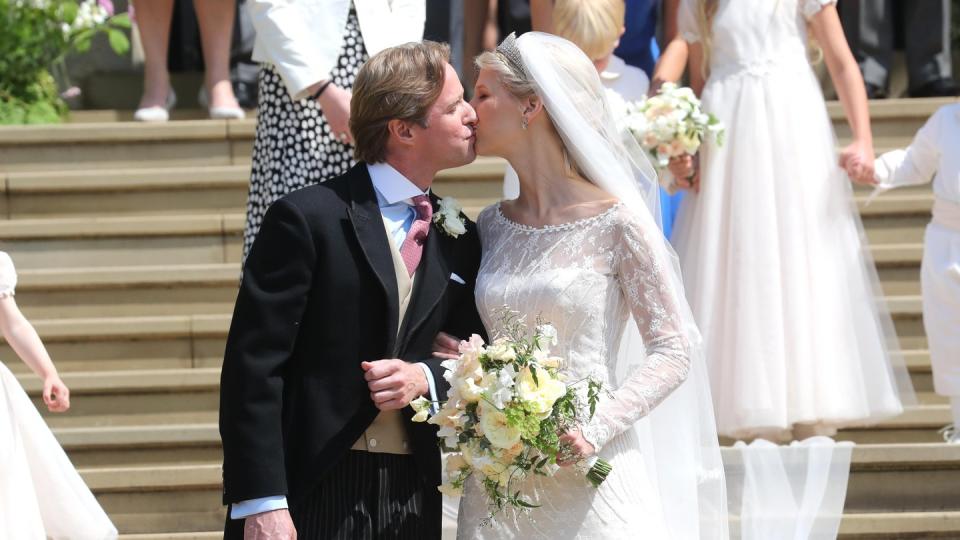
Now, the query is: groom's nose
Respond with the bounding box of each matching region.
[463,100,477,126]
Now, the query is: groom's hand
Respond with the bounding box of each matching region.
[361,359,429,410]
[243,509,296,540]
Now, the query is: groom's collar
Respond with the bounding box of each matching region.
[367,162,430,206]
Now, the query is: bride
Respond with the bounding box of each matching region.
[452,32,727,539]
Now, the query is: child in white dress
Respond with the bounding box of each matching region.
[875,103,960,443]
[658,0,913,440]
[0,251,117,539]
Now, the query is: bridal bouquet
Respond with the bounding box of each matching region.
[607,82,725,170]
[411,310,611,517]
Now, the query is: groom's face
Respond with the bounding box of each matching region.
[410,64,478,169]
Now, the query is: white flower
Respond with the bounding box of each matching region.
[433,196,466,238]
[478,402,522,449]
[438,482,463,497]
[481,364,517,409]
[410,395,431,422]
[486,338,517,362]
[516,366,567,415]
[537,323,558,346]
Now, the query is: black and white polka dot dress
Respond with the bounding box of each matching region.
[242,6,369,259]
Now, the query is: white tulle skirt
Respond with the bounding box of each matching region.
[0,363,117,540]
[671,64,914,440]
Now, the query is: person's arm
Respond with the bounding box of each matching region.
[576,211,692,455]
[220,198,317,506]
[0,274,69,413]
[808,2,875,185]
[874,109,943,189]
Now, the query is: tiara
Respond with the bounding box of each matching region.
[495,32,527,78]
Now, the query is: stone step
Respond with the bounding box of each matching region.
[0,214,243,269]
[112,510,960,540]
[57,423,221,468]
[14,264,238,319]
[0,121,254,173]
[838,511,960,539]
[17,368,219,428]
[81,463,224,534]
[74,442,960,534]
[0,314,227,373]
[1,166,250,218]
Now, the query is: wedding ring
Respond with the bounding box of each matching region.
[338,132,348,142]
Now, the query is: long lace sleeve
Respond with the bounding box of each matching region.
[875,108,942,189]
[582,212,692,451]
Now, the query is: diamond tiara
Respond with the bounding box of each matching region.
[495,32,527,79]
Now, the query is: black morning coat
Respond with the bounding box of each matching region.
[219,162,485,506]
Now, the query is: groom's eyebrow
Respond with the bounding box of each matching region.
[446,93,464,111]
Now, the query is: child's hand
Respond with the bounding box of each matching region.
[43,375,70,412]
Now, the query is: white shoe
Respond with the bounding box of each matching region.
[134,88,176,122]
[198,86,245,119]
[939,424,960,444]
[208,106,245,119]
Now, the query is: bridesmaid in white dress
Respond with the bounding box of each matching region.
[0,252,117,539]
[451,32,727,540]
[660,0,914,440]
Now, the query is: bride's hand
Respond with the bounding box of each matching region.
[557,428,596,467]
[43,374,70,413]
[432,331,461,360]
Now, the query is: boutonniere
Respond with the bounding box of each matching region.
[433,196,467,238]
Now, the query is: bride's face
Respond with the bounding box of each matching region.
[469,68,525,157]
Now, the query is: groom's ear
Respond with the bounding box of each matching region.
[387,118,416,148]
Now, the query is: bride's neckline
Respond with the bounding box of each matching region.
[495,201,623,232]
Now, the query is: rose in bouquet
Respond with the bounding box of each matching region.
[607,82,725,172]
[411,309,611,519]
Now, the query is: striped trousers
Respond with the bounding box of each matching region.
[225,450,441,540]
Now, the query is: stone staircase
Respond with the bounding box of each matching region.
[0,97,958,539]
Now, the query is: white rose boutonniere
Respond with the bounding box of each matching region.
[433,196,467,238]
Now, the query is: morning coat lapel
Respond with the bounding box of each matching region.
[397,194,451,353]
[346,164,401,353]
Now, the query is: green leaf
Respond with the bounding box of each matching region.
[107,28,129,54]
[109,13,132,29]
[60,2,79,24]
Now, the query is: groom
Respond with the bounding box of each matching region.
[220,41,484,540]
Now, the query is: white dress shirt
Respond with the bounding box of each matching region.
[875,103,960,204]
[247,0,426,100]
[231,163,440,519]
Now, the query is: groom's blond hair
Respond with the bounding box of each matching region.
[351,41,451,164]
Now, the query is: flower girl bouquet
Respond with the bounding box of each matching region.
[607,82,725,188]
[411,310,611,517]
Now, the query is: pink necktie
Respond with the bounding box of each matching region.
[400,195,432,276]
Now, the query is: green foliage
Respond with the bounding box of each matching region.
[0,0,130,124]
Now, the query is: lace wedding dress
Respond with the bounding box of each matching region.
[455,202,691,539]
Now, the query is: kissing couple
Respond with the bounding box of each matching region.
[221,33,724,540]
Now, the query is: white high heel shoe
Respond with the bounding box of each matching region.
[198,87,245,120]
[133,88,177,122]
